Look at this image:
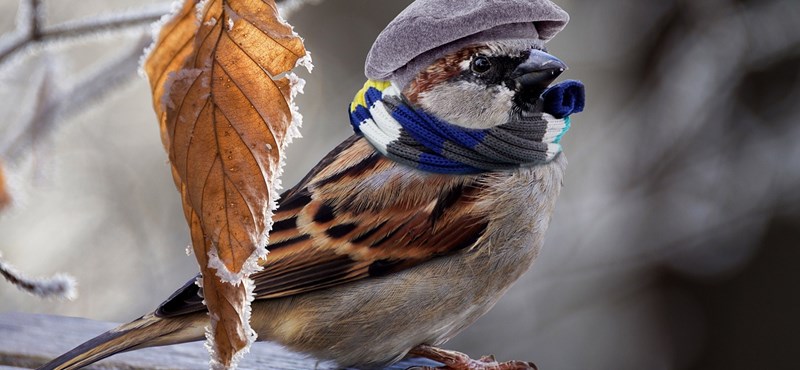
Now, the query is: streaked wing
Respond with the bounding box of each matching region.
[157,135,488,317]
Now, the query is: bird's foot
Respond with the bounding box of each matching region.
[407,344,538,370]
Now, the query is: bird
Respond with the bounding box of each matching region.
[38,38,581,370]
[37,0,589,367]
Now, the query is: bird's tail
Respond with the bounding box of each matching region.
[38,312,205,370]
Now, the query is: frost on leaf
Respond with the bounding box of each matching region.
[143,0,201,154]
[143,0,309,368]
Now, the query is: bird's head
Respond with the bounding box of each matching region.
[402,40,567,130]
[363,0,575,131]
[353,0,580,174]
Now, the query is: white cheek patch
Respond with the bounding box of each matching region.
[418,81,515,130]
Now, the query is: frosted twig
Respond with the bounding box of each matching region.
[0,0,316,67]
[29,0,44,38]
[0,59,56,164]
[40,4,173,44]
[0,0,324,304]
[0,252,77,300]
[0,3,169,66]
[63,36,154,119]
[0,35,152,164]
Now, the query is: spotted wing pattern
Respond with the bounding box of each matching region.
[157,136,489,317]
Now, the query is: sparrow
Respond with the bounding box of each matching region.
[39,40,572,370]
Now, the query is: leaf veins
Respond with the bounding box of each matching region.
[143,0,309,367]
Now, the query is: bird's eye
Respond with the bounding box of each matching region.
[471,56,492,74]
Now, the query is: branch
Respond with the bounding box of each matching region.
[29,0,44,39]
[0,0,316,67]
[0,313,440,369]
[0,35,152,164]
[0,253,76,300]
[0,0,324,165]
[40,4,172,43]
[0,0,324,300]
[0,3,169,66]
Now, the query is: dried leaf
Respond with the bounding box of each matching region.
[143,0,201,154]
[0,162,10,211]
[144,0,309,367]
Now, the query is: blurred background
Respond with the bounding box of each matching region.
[1,0,799,369]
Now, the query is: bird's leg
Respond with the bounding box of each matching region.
[407,344,538,370]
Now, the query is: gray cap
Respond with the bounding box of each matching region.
[365,0,570,88]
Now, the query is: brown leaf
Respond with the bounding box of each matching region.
[143,0,200,156]
[144,0,309,367]
[0,162,10,212]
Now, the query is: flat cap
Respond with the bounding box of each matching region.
[366,0,570,87]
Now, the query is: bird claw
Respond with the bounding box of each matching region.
[463,357,538,370]
[407,345,538,370]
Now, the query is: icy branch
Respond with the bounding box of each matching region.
[0,3,169,66]
[0,35,153,164]
[0,253,77,300]
[29,0,44,38]
[39,4,173,44]
[0,0,318,67]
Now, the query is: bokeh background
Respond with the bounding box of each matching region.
[1,0,799,369]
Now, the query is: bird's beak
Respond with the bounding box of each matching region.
[511,50,568,97]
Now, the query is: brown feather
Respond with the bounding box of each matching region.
[156,135,491,317]
[404,45,485,104]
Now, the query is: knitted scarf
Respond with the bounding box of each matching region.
[349,80,585,174]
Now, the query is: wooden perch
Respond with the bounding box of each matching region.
[0,313,440,369]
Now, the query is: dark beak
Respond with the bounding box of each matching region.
[510,50,568,97]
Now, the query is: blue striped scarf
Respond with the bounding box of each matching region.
[349,80,584,174]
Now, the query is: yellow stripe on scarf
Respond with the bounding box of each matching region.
[350,80,392,113]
